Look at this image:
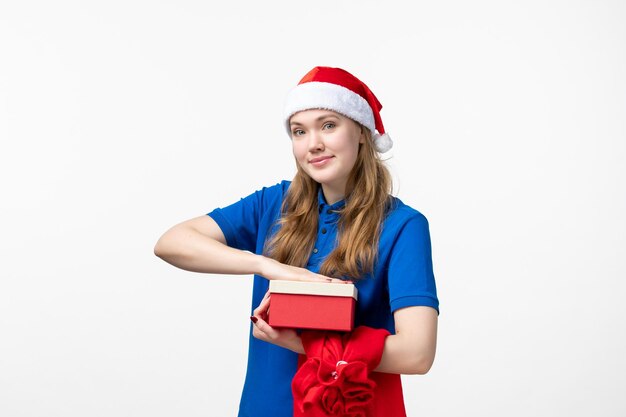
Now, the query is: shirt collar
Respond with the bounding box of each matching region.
[317,187,346,213]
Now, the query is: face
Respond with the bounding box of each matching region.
[289,109,364,202]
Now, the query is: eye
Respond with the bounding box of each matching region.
[322,122,336,130]
[292,128,305,136]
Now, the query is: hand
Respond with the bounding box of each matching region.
[250,290,305,354]
[259,257,348,284]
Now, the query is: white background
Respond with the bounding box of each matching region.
[1,1,625,416]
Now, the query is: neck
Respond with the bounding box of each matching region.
[321,184,345,205]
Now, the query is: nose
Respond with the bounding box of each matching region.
[307,129,324,152]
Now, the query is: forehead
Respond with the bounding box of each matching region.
[289,109,345,125]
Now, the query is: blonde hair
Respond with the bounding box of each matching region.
[264,126,392,279]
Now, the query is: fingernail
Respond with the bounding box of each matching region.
[250,316,258,324]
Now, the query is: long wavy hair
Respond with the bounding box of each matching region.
[264,124,393,280]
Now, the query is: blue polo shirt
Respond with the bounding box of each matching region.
[208,180,438,417]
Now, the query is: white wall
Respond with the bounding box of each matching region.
[1,1,625,416]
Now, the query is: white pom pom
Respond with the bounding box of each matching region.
[373,132,393,153]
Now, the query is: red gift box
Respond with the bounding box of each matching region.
[268,281,358,332]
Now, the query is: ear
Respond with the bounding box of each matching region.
[358,126,366,144]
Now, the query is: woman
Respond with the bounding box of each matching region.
[154,66,439,417]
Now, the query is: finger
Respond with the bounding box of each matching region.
[296,271,348,284]
[253,290,270,311]
[253,291,272,317]
[252,316,279,341]
[318,276,350,284]
[252,297,271,317]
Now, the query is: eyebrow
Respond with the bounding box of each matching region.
[290,113,340,127]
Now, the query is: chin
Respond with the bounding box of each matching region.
[302,166,346,188]
[308,173,337,185]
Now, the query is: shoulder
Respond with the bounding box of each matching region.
[252,179,291,194]
[378,196,433,249]
[264,180,291,204]
[385,196,430,230]
[241,180,292,205]
[208,180,292,215]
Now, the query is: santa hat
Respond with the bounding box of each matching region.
[283,66,393,153]
[292,326,406,417]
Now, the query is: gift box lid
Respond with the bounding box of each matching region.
[269,280,358,300]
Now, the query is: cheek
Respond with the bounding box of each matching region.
[331,130,361,157]
[337,139,360,162]
[291,141,307,161]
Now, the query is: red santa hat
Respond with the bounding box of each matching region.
[283,66,393,153]
[292,326,406,417]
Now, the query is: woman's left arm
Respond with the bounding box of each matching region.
[374,306,438,375]
[251,295,439,374]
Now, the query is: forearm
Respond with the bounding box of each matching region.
[155,216,340,283]
[154,226,263,275]
[374,333,435,375]
[374,306,438,375]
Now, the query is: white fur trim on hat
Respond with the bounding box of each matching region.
[373,132,393,153]
[283,81,376,134]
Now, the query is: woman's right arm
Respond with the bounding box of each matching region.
[154,215,340,283]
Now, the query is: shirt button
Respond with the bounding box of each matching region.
[326,209,332,214]
[321,228,327,234]
[313,248,319,254]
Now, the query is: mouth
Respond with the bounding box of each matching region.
[309,156,334,166]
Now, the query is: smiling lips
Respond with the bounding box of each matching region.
[309,155,334,167]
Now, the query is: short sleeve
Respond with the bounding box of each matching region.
[207,182,286,253]
[387,214,439,314]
